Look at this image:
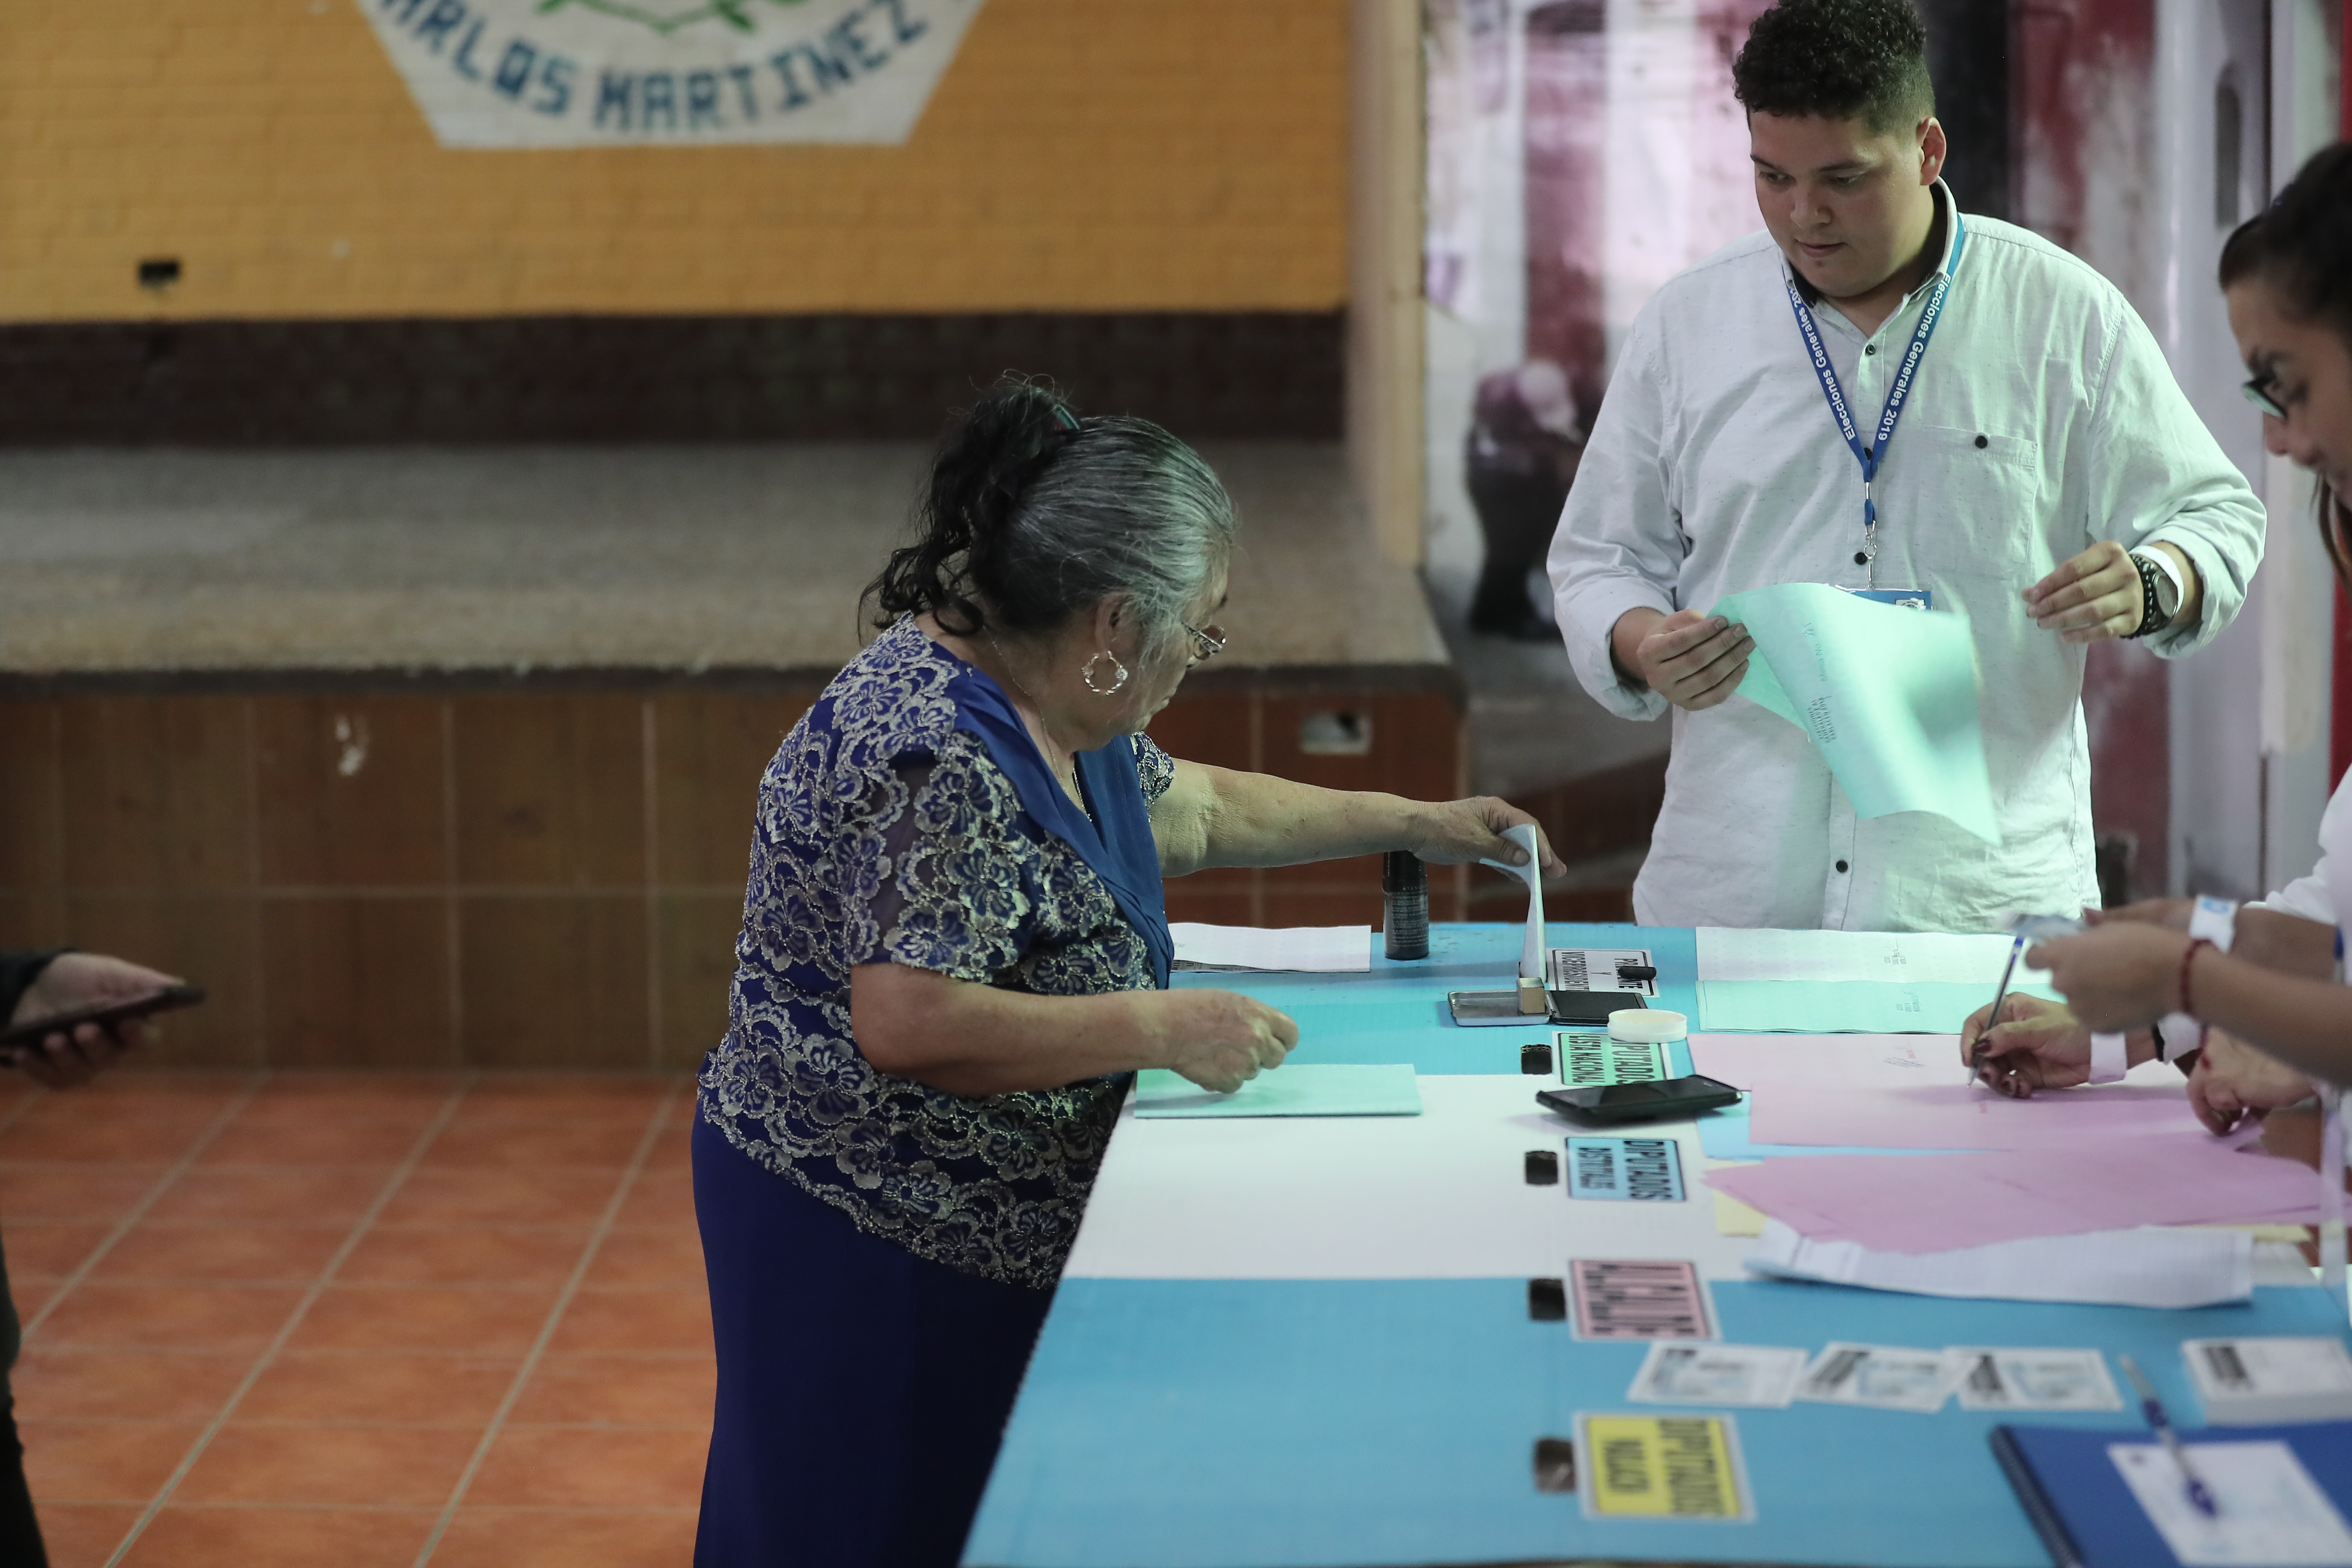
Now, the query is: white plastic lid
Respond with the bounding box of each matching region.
[1608,1008,1687,1044]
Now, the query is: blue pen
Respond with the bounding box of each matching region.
[2119,1355,2217,1518]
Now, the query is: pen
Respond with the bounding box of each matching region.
[2119,1355,2217,1519]
[1971,934,2024,1086]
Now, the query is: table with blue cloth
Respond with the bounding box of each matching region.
[963,922,2352,1568]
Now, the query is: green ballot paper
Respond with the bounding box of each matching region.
[1714,582,1997,842]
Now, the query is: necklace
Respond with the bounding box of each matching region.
[982,628,1084,802]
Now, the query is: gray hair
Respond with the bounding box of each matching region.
[867,380,1236,647]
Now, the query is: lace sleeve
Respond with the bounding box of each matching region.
[859,738,1040,983]
[1132,733,1176,803]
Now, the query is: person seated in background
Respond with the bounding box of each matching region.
[690,379,1565,1568]
[0,948,184,1568]
[1964,144,2352,1120]
[1465,360,1585,640]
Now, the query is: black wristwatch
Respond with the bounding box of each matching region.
[2122,551,2171,639]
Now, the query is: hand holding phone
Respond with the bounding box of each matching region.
[4,954,200,1089]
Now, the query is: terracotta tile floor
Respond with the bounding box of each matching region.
[0,1071,711,1568]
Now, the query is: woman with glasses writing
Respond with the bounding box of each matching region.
[690,379,1563,1568]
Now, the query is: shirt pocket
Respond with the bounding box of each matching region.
[1900,423,2051,588]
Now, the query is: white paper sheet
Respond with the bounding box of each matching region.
[1629,1343,1808,1408]
[1697,927,2024,985]
[1946,1348,2122,1411]
[1169,923,1370,973]
[1743,1219,2254,1309]
[2111,1441,2352,1567]
[1479,823,1545,980]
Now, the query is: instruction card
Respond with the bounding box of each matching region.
[1947,1348,2122,1412]
[1577,1412,1753,1522]
[2110,1441,2352,1567]
[1797,1343,1951,1413]
[1566,1137,1685,1202]
[1558,1031,1671,1087]
[1570,1259,1714,1341]
[1628,1343,1806,1408]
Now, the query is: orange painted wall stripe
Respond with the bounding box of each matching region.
[0,0,1349,322]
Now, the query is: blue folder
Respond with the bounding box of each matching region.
[1991,1418,2352,1568]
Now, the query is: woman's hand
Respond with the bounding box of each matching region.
[1158,990,1299,1093]
[2090,897,2192,931]
[1957,992,2090,1098]
[1404,798,1568,877]
[2024,924,2190,1032]
[2187,1028,2317,1135]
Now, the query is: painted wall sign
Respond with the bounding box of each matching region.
[358,0,984,147]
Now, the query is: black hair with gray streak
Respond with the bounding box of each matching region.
[867,377,1235,646]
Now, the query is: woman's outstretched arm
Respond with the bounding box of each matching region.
[1147,760,1565,880]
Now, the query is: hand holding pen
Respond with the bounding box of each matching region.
[2119,1355,2218,1519]
[1968,934,2026,1086]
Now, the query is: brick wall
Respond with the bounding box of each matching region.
[0,0,1349,322]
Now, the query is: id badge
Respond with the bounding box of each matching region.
[1849,588,1932,611]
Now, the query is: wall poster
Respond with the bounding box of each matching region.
[358,0,984,147]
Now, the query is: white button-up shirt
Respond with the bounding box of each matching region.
[1549,186,2265,933]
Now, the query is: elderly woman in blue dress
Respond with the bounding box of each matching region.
[692,380,1563,1567]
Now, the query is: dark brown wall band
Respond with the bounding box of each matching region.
[0,312,1344,446]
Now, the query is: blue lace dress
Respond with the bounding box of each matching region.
[691,615,1176,1568]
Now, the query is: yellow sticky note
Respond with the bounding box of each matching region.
[1712,1190,1767,1237]
[1580,1413,1749,1520]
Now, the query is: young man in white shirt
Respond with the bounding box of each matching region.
[1549,0,2265,933]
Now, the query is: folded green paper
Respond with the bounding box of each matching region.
[1715,583,1997,842]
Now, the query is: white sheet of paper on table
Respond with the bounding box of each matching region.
[1945,1347,2122,1411]
[1168,923,1371,973]
[1478,822,1544,980]
[1795,1341,1952,1412]
[2110,1440,2352,1567]
[1697,927,2033,986]
[1629,1342,1809,1408]
[1743,1219,2254,1309]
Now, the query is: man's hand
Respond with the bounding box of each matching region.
[2186,1029,2316,1135]
[1407,798,1568,879]
[2024,541,2201,644]
[2023,541,2142,642]
[1608,607,1755,711]
[7,952,180,1089]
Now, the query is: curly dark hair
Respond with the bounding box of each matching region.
[1732,0,1935,135]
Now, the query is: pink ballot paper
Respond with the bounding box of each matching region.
[1704,1133,2322,1253]
[1687,1033,2194,1151]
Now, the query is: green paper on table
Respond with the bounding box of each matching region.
[1715,582,1997,842]
[1131,1063,1423,1118]
[1697,977,2061,1033]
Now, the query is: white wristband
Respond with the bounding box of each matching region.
[2189,895,2239,952]
[2089,1031,2129,1084]
[2153,899,2238,1060]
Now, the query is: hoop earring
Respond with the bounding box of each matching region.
[1082,651,1130,696]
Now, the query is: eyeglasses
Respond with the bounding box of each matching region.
[1181,622,1227,661]
[2242,369,2289,420]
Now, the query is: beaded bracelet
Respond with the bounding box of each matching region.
[2179,936,2215,1018]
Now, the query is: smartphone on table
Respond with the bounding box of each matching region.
[0,984,207,1049]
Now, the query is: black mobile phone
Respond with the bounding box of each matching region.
[1535,1074,1741,1126]
[0,984,206,1047]
[1546,989,1643,1026]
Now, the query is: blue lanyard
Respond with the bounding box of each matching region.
[1782,212,1966,585]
